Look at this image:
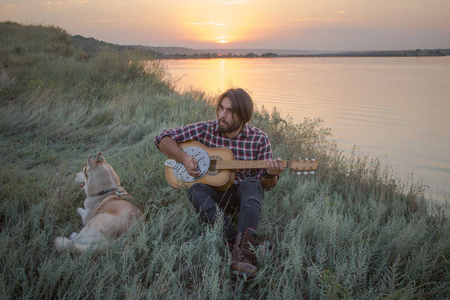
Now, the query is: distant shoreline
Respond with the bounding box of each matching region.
[154,48,450,59]
[72,35,449,59]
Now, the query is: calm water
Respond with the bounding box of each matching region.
[162,57,450,202]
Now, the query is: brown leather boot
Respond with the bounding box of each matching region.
[230,228,258,277]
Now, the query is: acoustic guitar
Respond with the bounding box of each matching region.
[164,141,319,191]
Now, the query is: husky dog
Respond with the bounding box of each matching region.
[54,153,143,254]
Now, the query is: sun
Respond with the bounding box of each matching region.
[217,36,230,44]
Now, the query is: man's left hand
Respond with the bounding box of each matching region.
[266,157,284,177]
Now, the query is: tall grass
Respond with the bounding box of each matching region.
[1,22,449,299]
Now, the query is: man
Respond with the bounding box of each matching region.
[154,88,284,277]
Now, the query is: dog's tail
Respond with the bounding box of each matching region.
[54,237,105,255]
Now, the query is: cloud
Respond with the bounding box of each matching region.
[295,17,365,23]
[295,18,335,22]
[258,23,277,27]
[81,17,134,23]
[186,22,219,26]
[218,0,251,5]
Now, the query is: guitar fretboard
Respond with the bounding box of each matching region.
[215,160,289,170]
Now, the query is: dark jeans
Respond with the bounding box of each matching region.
[188,177,264,243]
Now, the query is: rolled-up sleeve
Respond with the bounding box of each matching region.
[154,122,207,149]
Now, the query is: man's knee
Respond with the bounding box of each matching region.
[188,183,208,202]
[187,183,215,224]
[241,177,264,194]
[188,183,203,198]
[239,177,264,210]
[188,183,215,212]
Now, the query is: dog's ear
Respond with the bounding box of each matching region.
[87,154,96,169]
[97,152,106,163]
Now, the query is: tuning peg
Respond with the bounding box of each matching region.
[311,158,316,162]
[296,171,302,176]
[310,171,315,175]
[303,171,309,175]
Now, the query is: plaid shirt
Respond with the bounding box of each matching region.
[154,120,274,185]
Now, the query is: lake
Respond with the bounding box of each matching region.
[162,57,450,203]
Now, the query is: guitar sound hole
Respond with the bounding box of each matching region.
[209,160,217,172]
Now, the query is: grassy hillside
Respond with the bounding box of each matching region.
[1,21,449,299]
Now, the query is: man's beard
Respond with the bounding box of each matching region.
[218,119,243,134]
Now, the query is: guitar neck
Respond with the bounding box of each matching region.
[216,160,289,170]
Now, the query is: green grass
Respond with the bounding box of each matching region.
[1,21,449,299]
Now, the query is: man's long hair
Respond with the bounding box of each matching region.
[216,88,254,126]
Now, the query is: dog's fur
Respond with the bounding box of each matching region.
[54,153,143,254]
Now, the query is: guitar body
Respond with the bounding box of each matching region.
[165,141,236,191]
[164,140,318,191]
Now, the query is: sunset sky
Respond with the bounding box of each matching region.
[1,0,450,51]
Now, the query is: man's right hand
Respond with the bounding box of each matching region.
[182,154,201,177]
[158,137,201,177]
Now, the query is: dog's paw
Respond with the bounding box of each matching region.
[77,207,87,217]
[70,232,79,240]
[54,237,72,252]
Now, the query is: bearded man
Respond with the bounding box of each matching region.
[154,88,284,277]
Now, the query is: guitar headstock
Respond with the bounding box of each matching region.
[288,158,319,175]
